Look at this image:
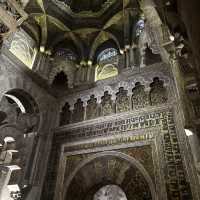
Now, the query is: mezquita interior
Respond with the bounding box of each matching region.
[0,0,200,199]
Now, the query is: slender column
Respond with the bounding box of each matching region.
[125,50,129,68]
[129,47,135,68]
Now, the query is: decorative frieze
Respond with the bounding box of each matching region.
[72,98,84,123]
[44,109,194,200]
[60,77,168,125]
[101,91,114,116]
[132,82,149,109]
[61,111,164,141]
[150,77,168,106]
[116,87,130,113]
[86,95,98,120]
[163,112,193,199]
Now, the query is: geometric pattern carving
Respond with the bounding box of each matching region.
[43,110,193,200]
[149,77,168,106]
[101,91,113,116]
[131,82,149,110]
[86,95,98,120]
[72,98,84,123]
[60,102,71,126]
[66,154,153,200]
[116,87,130,113]
[60,77,169,125]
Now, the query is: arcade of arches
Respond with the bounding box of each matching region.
[0,0,200,200]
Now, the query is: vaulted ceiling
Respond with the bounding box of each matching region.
[22,0,141,62]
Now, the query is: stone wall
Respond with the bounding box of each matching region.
[41,61,200,200]
[43,106,200,200]
[0,51,57,200]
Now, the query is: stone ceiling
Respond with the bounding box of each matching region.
[22,0,140,61]
[65,154,153,200]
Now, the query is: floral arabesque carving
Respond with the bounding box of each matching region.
[60,77,168,125]
[132,82,149,110]
[101,91,113,116]
[116,87,130,113]
[72,98,84,123]
[86,95,98,120]
[49,58,77,88]
[149,77,168,106]
[60,102,71,126]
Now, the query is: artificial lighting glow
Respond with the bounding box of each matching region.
[40,46,45,52]
[125,45,130,50]
[169,35,175,41]
[7,184,20,191]
[9,150,18,153]
[30,47,38,69]
[4,94,26,113]
[88,60,92,66]
[185,129,193,136]
[45,50,52,55]
[119,49,124,54]
[7,165,21,171]
[4,136,15,143]
[80,60,86,66]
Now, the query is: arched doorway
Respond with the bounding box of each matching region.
[0,89,40,199]
[64,152,156,200]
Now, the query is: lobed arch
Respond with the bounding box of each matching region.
[48,59,77,88]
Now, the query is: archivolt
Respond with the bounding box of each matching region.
[63,151,157,200]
